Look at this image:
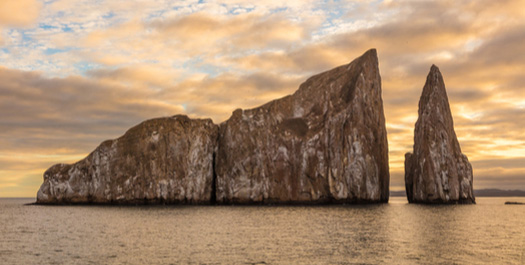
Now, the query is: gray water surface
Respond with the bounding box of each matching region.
[1,197,524,264]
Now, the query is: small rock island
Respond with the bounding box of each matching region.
[405,65,475,204]
[505,202,525,205]
[37,49,391,205]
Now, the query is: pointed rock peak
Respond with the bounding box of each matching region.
[425,64,444,85]
[295,48,380,102]
[353,48,378,66]
[425,64,445,84]
[362,48,377,60]
[426,64,444,83]
[420,64,448,109]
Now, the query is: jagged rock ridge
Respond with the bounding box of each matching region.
[36,49,390,204]
[405,65,475,204]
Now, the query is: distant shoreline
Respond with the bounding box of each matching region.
[390,189,525,197]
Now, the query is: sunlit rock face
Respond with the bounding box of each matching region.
[405,65,475,204]
[37,115,218,204]
[216,49,390,204]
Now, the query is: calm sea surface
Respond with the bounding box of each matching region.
[1,197,524,264]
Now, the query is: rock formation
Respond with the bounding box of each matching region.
[405,65,475,204]
[37,49,390,205]
[216,49,390,204]
[37,115,218,204]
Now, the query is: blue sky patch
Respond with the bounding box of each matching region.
[44,48,70,55]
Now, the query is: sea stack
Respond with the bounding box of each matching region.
[36,48,390,205]
[216,49,390,204]
[405,65,475,204]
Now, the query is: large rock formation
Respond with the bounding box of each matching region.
[37,49,390,205]
[216,49,390,204]
[37,115,218,204]
[405,65,475,204]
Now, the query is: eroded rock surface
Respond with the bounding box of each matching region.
[216,49,390,204]
[405,65,475,204]
[37,115,218,204]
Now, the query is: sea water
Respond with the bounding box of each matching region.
[1,197,524,264]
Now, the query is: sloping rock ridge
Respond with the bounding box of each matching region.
[405,65,475,204]
[37,115,218,204]
[36,49,390,204]
[216,49,390,204]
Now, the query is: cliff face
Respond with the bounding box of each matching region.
[405,65,475,204]
[36,49,390,205]
[37,115,218,204]
[216,49,390,204]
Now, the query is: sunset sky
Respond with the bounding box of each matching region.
[1,0,524,197]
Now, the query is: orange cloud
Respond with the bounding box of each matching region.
[0,0,41,27]
[0,0,41,43]
[150,12,310,54]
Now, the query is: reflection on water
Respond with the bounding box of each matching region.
[0,197,524,264]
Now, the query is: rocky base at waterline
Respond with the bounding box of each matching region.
[404,65,475,204]
[36,49,390,205]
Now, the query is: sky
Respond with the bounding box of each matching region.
[1,0,524,197]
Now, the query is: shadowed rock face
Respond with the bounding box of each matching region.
[216,49,390,204]
[405,65,475,204]
[37,115,218,204]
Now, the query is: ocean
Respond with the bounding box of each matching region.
[1,197,524,264]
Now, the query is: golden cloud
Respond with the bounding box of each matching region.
[0,0,41,43]
[0,0,41,26]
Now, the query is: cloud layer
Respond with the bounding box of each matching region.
[1,0,524,196]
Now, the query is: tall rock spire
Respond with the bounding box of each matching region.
[405,65,475,204]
